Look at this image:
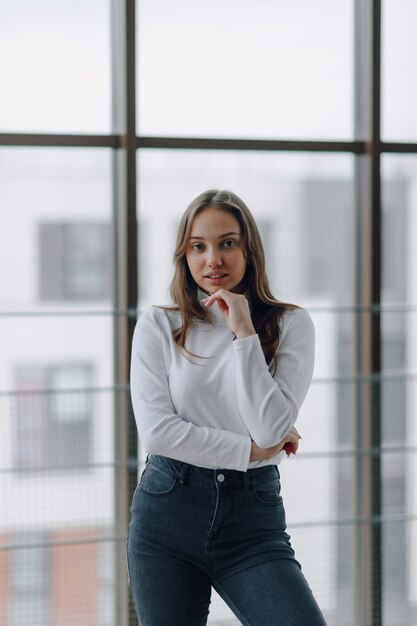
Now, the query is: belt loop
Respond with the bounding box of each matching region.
[243,470,250,490]
[178,462,189,485]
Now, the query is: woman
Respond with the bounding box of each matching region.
[127,190,327,625]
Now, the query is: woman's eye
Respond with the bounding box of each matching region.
[222,240,237,248]
[192,243,204,251]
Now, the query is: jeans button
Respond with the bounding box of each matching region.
[217,473,225,483]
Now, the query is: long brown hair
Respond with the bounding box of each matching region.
[169,189,296,368]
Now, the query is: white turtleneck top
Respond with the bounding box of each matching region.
[130,298,315,471]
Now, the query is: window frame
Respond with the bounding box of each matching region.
[1,1,417,624]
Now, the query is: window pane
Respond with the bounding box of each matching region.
[382,0,417,141]
[0,0,111,133]
[137,0,353,139]
[138,149,355,624]
[0,148,112,311]
[2,315,113,469]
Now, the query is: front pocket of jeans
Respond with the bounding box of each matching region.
[139,464,178,496]
[252,479,283,505]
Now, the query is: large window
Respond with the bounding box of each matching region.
[0,1,416,625]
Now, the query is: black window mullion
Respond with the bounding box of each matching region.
[111,1,138,626]
[353,1,382,625]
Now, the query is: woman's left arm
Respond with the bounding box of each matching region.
[233,308,315,448]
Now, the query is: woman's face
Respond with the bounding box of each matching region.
[185,207,247,294]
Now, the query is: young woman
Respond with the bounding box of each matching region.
[127,190,327,625]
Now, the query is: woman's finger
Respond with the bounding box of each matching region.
[289,425,302,440]
[202,289,232,308]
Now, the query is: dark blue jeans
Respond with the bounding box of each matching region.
[126,455,327,626]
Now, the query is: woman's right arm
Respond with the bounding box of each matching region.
[130,308,252,471]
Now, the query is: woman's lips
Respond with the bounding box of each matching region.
[205,274,228,283]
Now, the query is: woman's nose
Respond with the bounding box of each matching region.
[207,249,223,267]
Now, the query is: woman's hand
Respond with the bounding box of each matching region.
[250,426,302,461]
[201,289,256,339]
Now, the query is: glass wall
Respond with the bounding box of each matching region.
[0,1,416,625]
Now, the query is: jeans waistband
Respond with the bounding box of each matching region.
[147,454,280,489]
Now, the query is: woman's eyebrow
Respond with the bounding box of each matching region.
[189,231,240,240]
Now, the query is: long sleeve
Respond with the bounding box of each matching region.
[130,307,252,471]
[232,307,315,448]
